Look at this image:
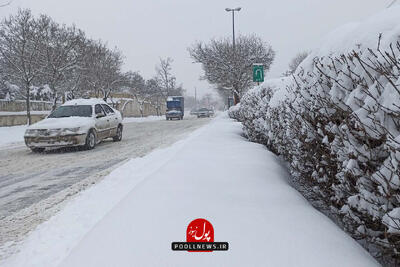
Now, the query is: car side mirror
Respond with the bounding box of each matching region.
[96,113,105,118]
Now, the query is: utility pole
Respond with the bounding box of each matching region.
[194,87,197,110]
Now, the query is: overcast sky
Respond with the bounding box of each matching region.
[0,0,392,97]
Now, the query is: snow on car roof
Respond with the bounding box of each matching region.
[167,96,183,101]
[62,98,107,106]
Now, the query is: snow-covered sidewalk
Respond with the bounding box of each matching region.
[2,114,378,267]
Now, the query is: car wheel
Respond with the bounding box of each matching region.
[85,129,96,150]
[31,147,45,153]
[113,125,123,142]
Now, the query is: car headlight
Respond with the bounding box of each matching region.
[61,127,81,134]
[25,129,37,135]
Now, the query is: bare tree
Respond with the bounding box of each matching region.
[80,41,124,101]
[0,9,45,124]
[189,34,275,104]
[101,50,124,101]
[38,15,86,110]
[282,51,309,76]
[121,71,148,116]
[155,57,176,98]
[147,78,165,116]
[123,71,146,96]
[0,8,170,117]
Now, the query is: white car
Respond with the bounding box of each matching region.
[24,98,123,152]
[197,108,211,118]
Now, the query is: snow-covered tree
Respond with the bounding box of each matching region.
[0,8,180,117]
[37,14,86,110]
[155,57,183,97]
[0,9,46,124]
[189,34,275,104]
[79,41,124,101]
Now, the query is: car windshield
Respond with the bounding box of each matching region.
[48,105,92,118]
[199,108,208,111]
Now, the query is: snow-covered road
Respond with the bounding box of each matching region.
[1,114,379,267]
[0,116,210,260]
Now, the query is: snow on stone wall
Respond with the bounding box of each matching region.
[0,100,53,112]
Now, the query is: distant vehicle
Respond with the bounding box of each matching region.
[24,98,123,152]
[166,96,184,120]
[197,107,211,118]
[208,108,215,116]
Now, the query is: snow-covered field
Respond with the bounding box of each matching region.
[1,114,378,267]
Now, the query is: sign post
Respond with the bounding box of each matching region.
[253,64,264,85]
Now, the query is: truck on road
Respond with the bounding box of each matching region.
[166,96,184,120]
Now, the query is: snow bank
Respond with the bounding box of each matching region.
[0,125,26,148]
[2,115,378,267]
[122,115,164,123]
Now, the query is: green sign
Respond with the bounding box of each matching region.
[253,64,264,83]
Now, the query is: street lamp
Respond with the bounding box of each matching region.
[225,7,241,105]
[225,7,241,51]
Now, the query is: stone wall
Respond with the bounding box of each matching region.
[0,114,47,127]
[116,99,166,117]
[0,100,53,112]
